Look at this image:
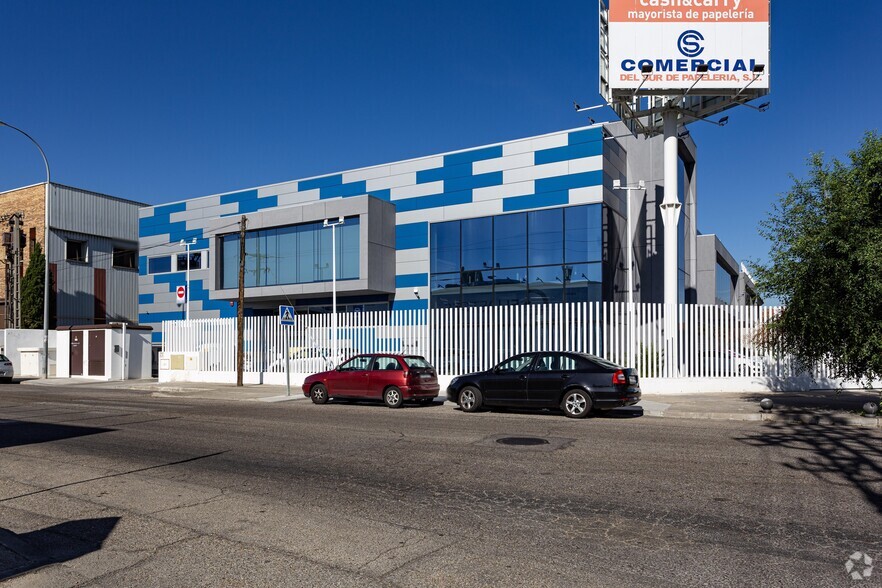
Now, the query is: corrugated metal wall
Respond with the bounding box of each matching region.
[48,231,139,325]
[46,185,142,326]
[49,184,140,242]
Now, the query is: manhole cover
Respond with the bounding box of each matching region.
[496,436,549,446]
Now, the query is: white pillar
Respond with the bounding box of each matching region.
[626,188,635,370]
[661,111,681,307]
[331,223,337,365]
[660,110,681,377]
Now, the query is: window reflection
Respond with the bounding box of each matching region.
[220,217,359,289]
[430,222,460,274]
[494,213,526,269]
[462,217,493,271]
[528,266,564,304]
[528,209,563,266]
[428,204,604,307]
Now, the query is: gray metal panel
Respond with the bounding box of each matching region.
[49,184,144,243]
[49,228,139,326]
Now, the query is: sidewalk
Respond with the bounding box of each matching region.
[636,389,881,428]
[18,378,307,403]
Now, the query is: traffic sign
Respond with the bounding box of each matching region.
[176,285,186,306]
[279,305,295,325]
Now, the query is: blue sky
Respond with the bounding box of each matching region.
[1,0,880,273]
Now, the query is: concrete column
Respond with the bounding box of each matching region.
[660,111,681,377]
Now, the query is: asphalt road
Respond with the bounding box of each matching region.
[1,384,880,587]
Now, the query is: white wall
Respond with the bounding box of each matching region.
[0,330,57,377]
[55,327,155,381]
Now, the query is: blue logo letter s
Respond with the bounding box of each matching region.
[678,30,705,58]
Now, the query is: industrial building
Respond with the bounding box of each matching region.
[138,122,759,350]
[0,183,143,329]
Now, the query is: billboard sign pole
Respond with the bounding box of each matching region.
[599,0,770,375]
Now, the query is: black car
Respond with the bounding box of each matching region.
[446,352,641,418]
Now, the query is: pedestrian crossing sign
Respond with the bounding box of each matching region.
[279,305,295,325]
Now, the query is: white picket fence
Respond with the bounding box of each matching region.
[162,302,838,384]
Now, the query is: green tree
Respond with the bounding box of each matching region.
[21,242,46,329]
[752,132,882,385]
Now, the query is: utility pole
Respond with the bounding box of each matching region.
[12,214,21,329]
[236,215,247,387]
[1,212,25,329]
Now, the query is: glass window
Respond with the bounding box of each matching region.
[533,354,560,372]
[563,262,602,303]
[403,356,431,368]
[492,267,527,306]
[113,245,137,269]
[339,355,372,371]
[430,221,460,274]
[219,217,359,289]
[276,225,298,284]
[66,240,86,262]
[494,212,526,269]
[528,209,563,266]
[461,269,493,307]
[372,356,402,371]
[528,266,564,304]
[429,206,606,307]
[221,235,238,289]
[176,251,203,272]
[565,205,602,263]
[431,273,461,308]
[461,217,493,271]
[148,255,171,275]
[316,224,333,282]
[716,263,734,305]
[337,218,360,279]
[496,354,534,373]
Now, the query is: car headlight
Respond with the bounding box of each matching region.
[449,377,460,388]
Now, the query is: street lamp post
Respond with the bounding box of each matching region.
[323,217,345,365]
[613,179,646,371]
[180,238,196,320]
[0,121,51,378]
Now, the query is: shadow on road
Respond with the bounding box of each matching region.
[0,421,114,449]
[0,517,120,581]
[450,406,644,419]
[742,390,879,413]
[736,415,882,514]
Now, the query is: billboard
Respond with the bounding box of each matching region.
[605,0,770,95]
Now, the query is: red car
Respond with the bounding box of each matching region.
[302,353,440,408]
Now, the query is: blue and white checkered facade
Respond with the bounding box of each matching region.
[139,125,624,343]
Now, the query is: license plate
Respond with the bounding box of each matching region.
[629,376,637,384]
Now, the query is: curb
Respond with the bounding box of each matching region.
[643,410,881,428]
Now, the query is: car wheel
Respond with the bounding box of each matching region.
[561,389,592,418]
[383,386,404,409]
[458,386,482,413]
[311,384,329,404]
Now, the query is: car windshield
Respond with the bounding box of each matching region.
[0,354,8,362]
[403,356,431,368]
